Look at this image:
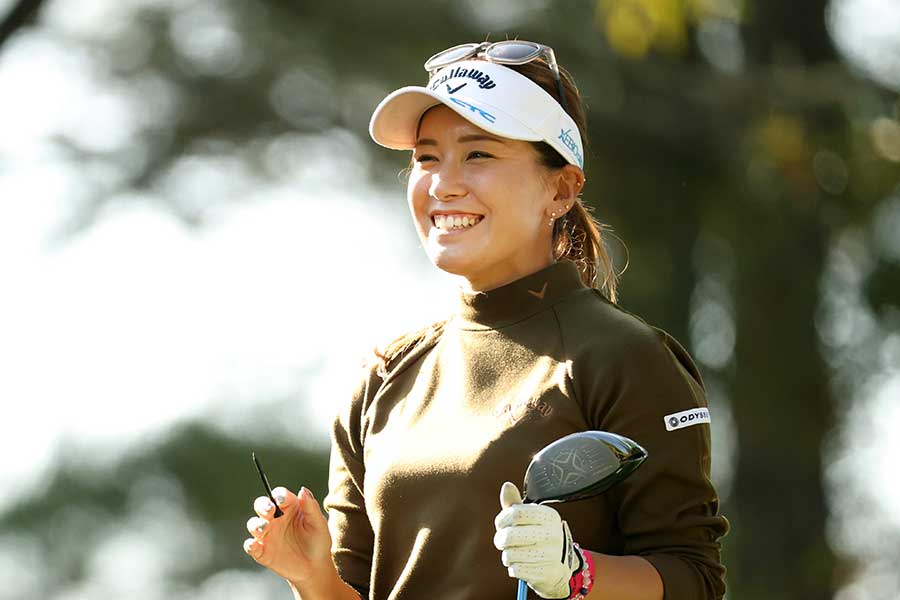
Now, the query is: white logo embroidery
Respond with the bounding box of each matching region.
[664,407,711,431]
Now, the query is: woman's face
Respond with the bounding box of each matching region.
[408,105,562,292]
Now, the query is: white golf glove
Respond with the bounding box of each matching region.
[493,481,583,599]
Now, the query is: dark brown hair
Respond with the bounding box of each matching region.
[376,55,622,374]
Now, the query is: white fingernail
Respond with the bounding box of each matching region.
[273,487,287,505]
[255,497,273,514]
[243,539,254,554]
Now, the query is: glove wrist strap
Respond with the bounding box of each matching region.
[567,543,595,600]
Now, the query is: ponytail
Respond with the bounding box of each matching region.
[553,199,621,304]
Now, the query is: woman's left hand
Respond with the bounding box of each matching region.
[493,481,583,599]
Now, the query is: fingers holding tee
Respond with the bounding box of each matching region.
[241,483,336,587]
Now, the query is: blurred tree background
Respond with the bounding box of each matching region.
[0,0,898,599]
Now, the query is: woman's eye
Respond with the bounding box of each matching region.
[415,154,437,163]
[467,151,493,159]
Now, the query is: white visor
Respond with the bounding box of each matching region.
[369,60,584,169]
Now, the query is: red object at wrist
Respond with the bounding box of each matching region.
[567,543,595,600]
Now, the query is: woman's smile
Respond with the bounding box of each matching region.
[431,212,484,235]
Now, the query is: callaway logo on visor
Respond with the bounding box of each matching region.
[429,66,498,91]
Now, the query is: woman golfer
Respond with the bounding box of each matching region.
[242,41,729,600]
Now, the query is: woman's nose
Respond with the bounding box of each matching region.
[428,165,467,202]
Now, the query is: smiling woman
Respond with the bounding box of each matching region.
[240,41,729,600]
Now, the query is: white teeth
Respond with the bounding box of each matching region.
[433,215,481,230]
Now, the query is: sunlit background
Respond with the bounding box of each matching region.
[0,1,898,598]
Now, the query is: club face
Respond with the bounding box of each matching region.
[522,431,648,504]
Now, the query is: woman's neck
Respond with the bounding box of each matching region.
[455,253,557,293]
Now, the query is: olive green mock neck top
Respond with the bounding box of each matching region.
[324,260,728,600]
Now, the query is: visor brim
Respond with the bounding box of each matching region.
[369,86,542,150]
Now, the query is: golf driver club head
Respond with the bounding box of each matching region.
[522,430,647,504]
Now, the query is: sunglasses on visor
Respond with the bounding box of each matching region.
[423,41,570,113]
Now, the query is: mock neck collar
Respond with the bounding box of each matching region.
[454,260,587,330]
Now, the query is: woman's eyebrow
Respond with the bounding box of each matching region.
[458,134,507,144]
[415,134,508,146]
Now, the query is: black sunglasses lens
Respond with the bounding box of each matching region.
[426,45,479,69]
[486,42,541,62]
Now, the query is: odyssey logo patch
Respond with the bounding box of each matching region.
[663,407,711,431]
[429,66,497,91]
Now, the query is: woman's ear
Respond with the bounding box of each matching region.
[546,165,585,218]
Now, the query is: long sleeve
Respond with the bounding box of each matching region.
[568,303,729,600]
[323,366,380,598]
